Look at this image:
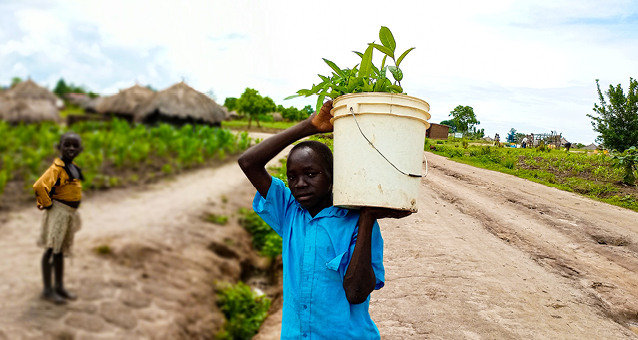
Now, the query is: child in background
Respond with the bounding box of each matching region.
[33,132,84,304]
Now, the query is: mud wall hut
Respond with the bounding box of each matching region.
[426,123,451,140]
[0,79,61,124]
[96,84,154,122]
[134,82,226,127]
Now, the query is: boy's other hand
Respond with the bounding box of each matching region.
[309,100,334,133]
[360,207,413,220]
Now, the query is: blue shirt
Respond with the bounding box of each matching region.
[253,177,385,340]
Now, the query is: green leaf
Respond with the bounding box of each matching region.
[284,94,302,100]
[318,74,330,83]
[396,47,415,68]
[315,94,326,113]
[388,84,403,93]
[380,55,387,70]
[359,45,374,79]
[323,58,345,78]
[388,66,403,82]
[369,43,394,58]
[379,26,396,52]
[353,51,364,58]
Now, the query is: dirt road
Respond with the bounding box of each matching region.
[2,136,637,339]
[257,151,638,339]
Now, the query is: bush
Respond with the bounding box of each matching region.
[216,282,271,340]
[238,208,282,258]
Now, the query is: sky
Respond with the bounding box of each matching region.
[1,0,637,143]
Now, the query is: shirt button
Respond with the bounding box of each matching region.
[303,334,307,338]
[303,304,307,309]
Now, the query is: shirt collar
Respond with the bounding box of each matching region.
[53,158,65,167]
[295,200,349,219]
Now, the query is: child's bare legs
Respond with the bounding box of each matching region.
[53,252,76,300]
[41,248,65,304]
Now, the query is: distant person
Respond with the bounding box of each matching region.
[33,132,84,304]
[521,136,528,148]
[238,100,411,339]
[564,142,572,152]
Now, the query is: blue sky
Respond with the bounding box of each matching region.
[2,0,637,143]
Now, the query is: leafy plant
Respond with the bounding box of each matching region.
[286,26,415,112]
[238,208,282,258]
[216,281,271,340]
[588,78,638,151]
[611,146,638,185]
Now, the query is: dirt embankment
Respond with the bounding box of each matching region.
[0,134,287,340]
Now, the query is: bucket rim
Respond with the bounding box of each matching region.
[333,92,430,109]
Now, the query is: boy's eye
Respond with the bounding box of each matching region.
[307,172,317,177]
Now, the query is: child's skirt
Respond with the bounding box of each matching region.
[37,200,82,255]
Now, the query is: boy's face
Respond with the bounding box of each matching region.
[287,148,332,214]
[59,135,83,160]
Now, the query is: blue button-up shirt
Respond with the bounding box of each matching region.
[253,178,385,340]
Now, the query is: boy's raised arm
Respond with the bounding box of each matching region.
[238,100,334,198]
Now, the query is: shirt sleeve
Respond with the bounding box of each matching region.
[370,220,385,290]
[33,165,60,207]
[328,219,385,290]
[252,177,297,237]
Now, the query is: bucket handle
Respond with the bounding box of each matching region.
[349,107,427,178]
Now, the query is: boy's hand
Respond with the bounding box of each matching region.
[360,207,412,220]
[309,100,334,133]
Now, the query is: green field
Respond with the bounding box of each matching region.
[0,119,254,207]
[426,138,638,212]
[222,119,296,131]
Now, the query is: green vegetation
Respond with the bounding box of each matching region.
[206,213,229,225]
[94,244,112,255]
[238,208,282,258]
[236,88,276,128]
[426,138,638,212]
[0,119,253,203]
[216,281,271,340]
[588,78,638,151]
[222,119,296,131]
[449,105,482,137]
[287,26,415,112]
[611,146,638,185]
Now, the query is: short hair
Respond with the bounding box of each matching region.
[59,131,81,144]
[289,140,333,179]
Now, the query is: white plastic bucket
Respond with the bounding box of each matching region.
[330,93,431,212]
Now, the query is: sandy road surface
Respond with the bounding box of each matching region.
[257,151,638,340]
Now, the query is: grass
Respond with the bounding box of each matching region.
[206,213,229,225]
[222,120,297,131]
[426,138,638,212]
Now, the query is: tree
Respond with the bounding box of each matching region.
[10,77,22,87]
[53,79,69,97]
[224,97,238,111]
[439,119,457,133]
[235,88,276,128]
[303,105,314,116]
[449,105,480,134]
[588,78,638,151]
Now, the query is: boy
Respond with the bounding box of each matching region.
[33,132,84,304]
[238,101,410,339]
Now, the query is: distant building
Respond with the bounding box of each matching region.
[426,123,450,140]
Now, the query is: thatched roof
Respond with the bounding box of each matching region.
[0,80,61,123]
[96,84,154,116]
[134,82,226,125]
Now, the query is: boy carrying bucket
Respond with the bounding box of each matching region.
[33,132,84,304]
[238,101,411,339]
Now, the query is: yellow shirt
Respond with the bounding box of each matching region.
[33,158,83,207]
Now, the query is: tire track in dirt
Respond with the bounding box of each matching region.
[418,152,638,335]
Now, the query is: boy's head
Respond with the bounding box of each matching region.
[287,141,333,213]
[57,132,83,160]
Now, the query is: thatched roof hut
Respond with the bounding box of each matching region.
[96,84,154,120]
[0,80,61,123]
[135,82,226,126]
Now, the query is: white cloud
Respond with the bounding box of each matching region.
[1,0,637,143]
